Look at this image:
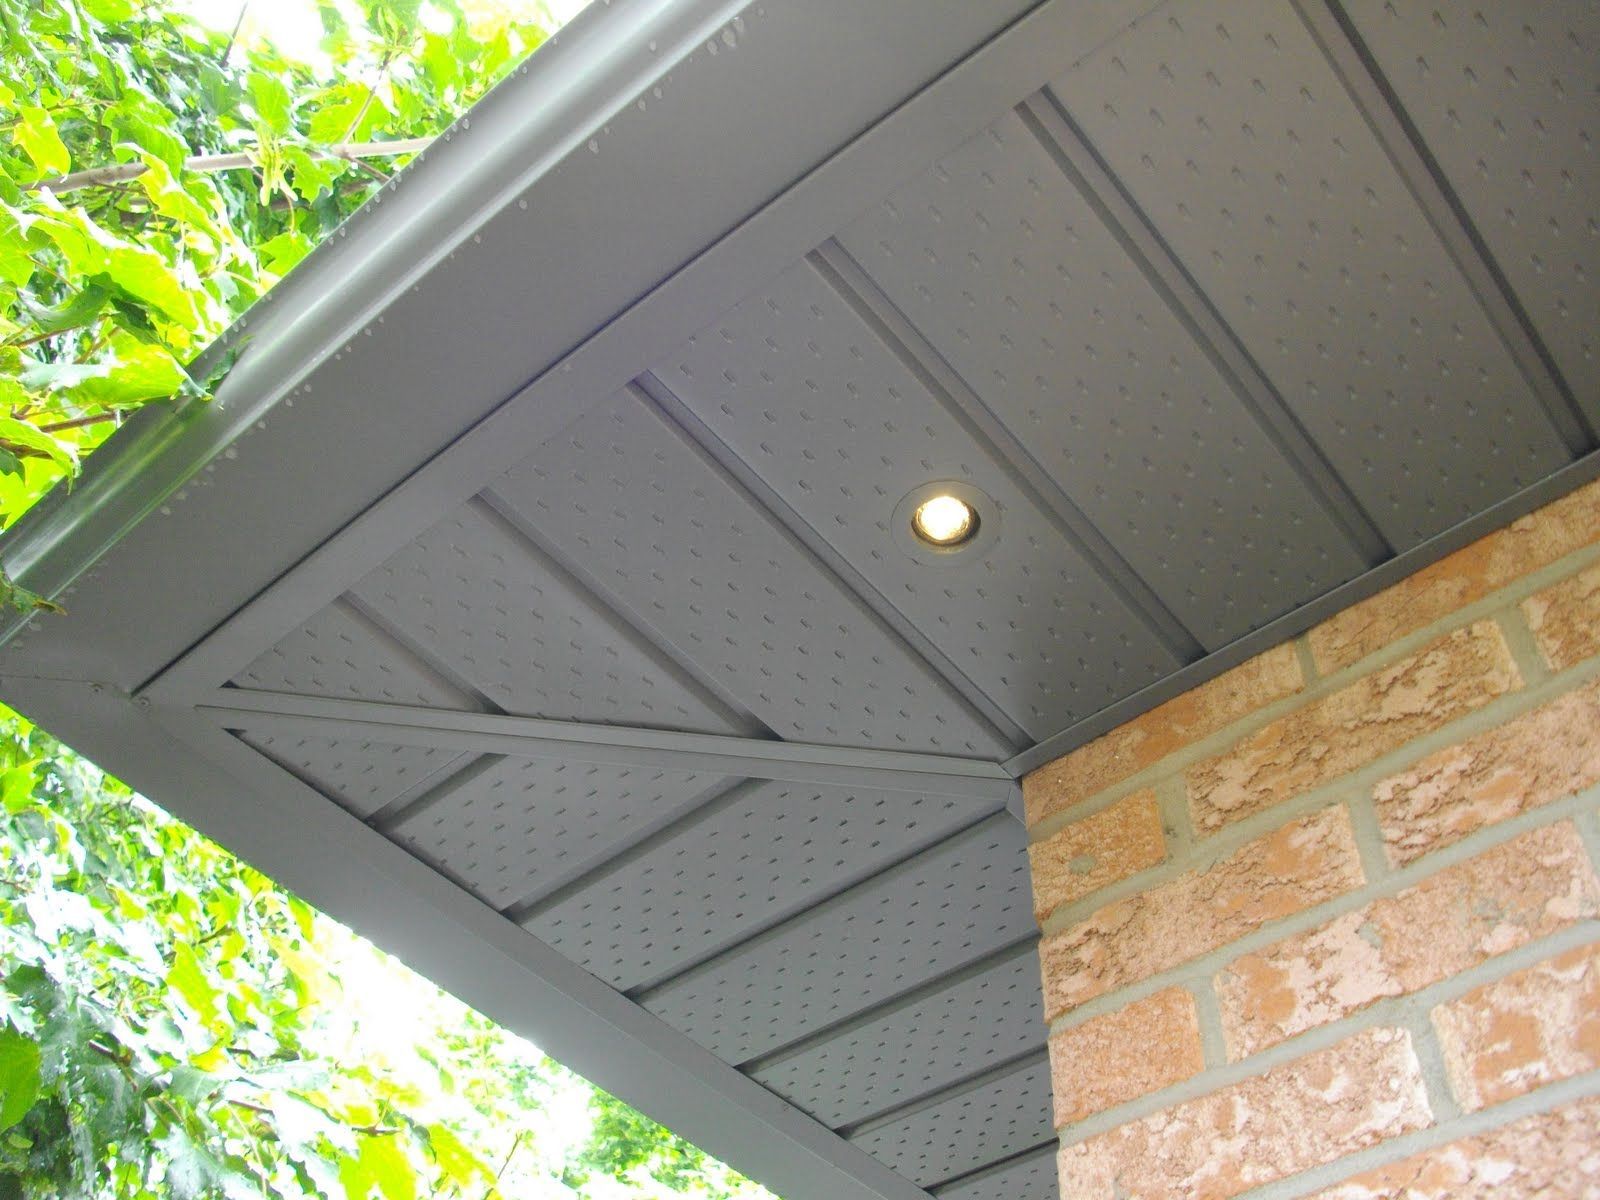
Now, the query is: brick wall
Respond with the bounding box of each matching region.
[1024,477,1600,1200]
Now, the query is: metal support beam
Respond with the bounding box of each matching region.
[198,688,1016,801]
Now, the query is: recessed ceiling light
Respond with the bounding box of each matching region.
[912,493,978,547]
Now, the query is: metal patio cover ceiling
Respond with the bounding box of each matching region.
[1,1,1596,1197]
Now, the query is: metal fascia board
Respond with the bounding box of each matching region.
[203,690,1015,801]
[0,675,930,1200]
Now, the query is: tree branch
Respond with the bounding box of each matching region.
[24,139,434,195]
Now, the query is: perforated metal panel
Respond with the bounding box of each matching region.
[848,1056,1053,1188]
[231,600,475,708]
[750,943,1043,1129]
[936,1146,1057,1200]
[523,779,986,990]
[838,112,1366,647]
[351,500,740,732]
[237,730,473,819]
[388,757,727,910]
[1051,0,1571,548]
[491,388,1009,755]
[1341,0,1600,398]
[659,262,1183,734]
[640,813,1032,1063]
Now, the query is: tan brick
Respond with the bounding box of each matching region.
[1058,1026,1431,1200]
[1309,477,1600,674]
[1523,560,1600,672]
[1041,806,1363,1019]
[1374,678,1600,866]
[1215,822,1600,1057]
[1024,643,1303,828]
[1304,1095,1600,1199]
[1433,941,1600,1111]
[1186,622,1521,834]
[1029,790,1166,921]
[1049,987,1204,1126]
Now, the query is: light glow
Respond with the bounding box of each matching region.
[912,493,977,546]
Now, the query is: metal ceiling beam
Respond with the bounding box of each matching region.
[0,675,932,1200]
[198,688,1017,801]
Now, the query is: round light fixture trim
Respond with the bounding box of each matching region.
[892,481,1000,565]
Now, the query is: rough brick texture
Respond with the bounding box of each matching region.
[1028,479,1600,1200]
[1433,941,1600,1111]
[1185,622,1520,834]
[1215,822,1600,1057]
[1522,559,1600,672]
[1029,790,1165,920]
[1040,806,1362,1018]
[1048,987,1203,1126]
[1024,643,1302,828]
[1308,477,1600,673]
[1305,1096,1600,1199]
[1373,678,1600,866]
[1057,1027,1431,1200]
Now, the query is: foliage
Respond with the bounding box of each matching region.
[0,0,545,540]
[0,3,777,1197]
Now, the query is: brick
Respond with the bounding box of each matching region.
[1308,477,1600,674]
[1186,622,1521,834]
[1029,790,1165,920]
[1374,678,1600,866]
[1049,987,1204,1126]
[1523,560,1600,672]
[1024,643,1303,828]
[1433,941,1600,1111]
[1041,806,1362,1019]
[1215,822,1600,1057]
[1304,1095,1600,1199]
[1058,1026,1431,1200]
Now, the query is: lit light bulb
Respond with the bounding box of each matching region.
[912,494,977,547]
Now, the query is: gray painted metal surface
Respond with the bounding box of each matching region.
[2,0,1597,1196]
[848,1055,1053,1188]
[523,778,991,990]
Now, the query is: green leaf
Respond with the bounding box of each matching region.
[0,1029,41,1131]
[0,417,77,474]
[104,244,199,326]
[13,107,69,178]
[18,283,109,337]
[74,335,190,406]
[167,943,220,1027]
[249,73,294,135]
[341,1133,417,1200]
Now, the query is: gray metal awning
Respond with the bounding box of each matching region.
[2,2,1596,1197]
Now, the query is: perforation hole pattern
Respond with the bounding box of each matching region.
[388,757,725,910]
[1341,0,1599,397]
[237,731,472,819]
[352,501,738,733]
[491,388,1008,755]
[750,945,1042,1129]
[1052,0,1569,549]
[936,1146,1057,1200]
[848,1056,1053,1187]
[231,602,474,708]
[523,780,983,991]
[662,261,1181,734]
[639,814,1032,1064]
[837,111,1365,647]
